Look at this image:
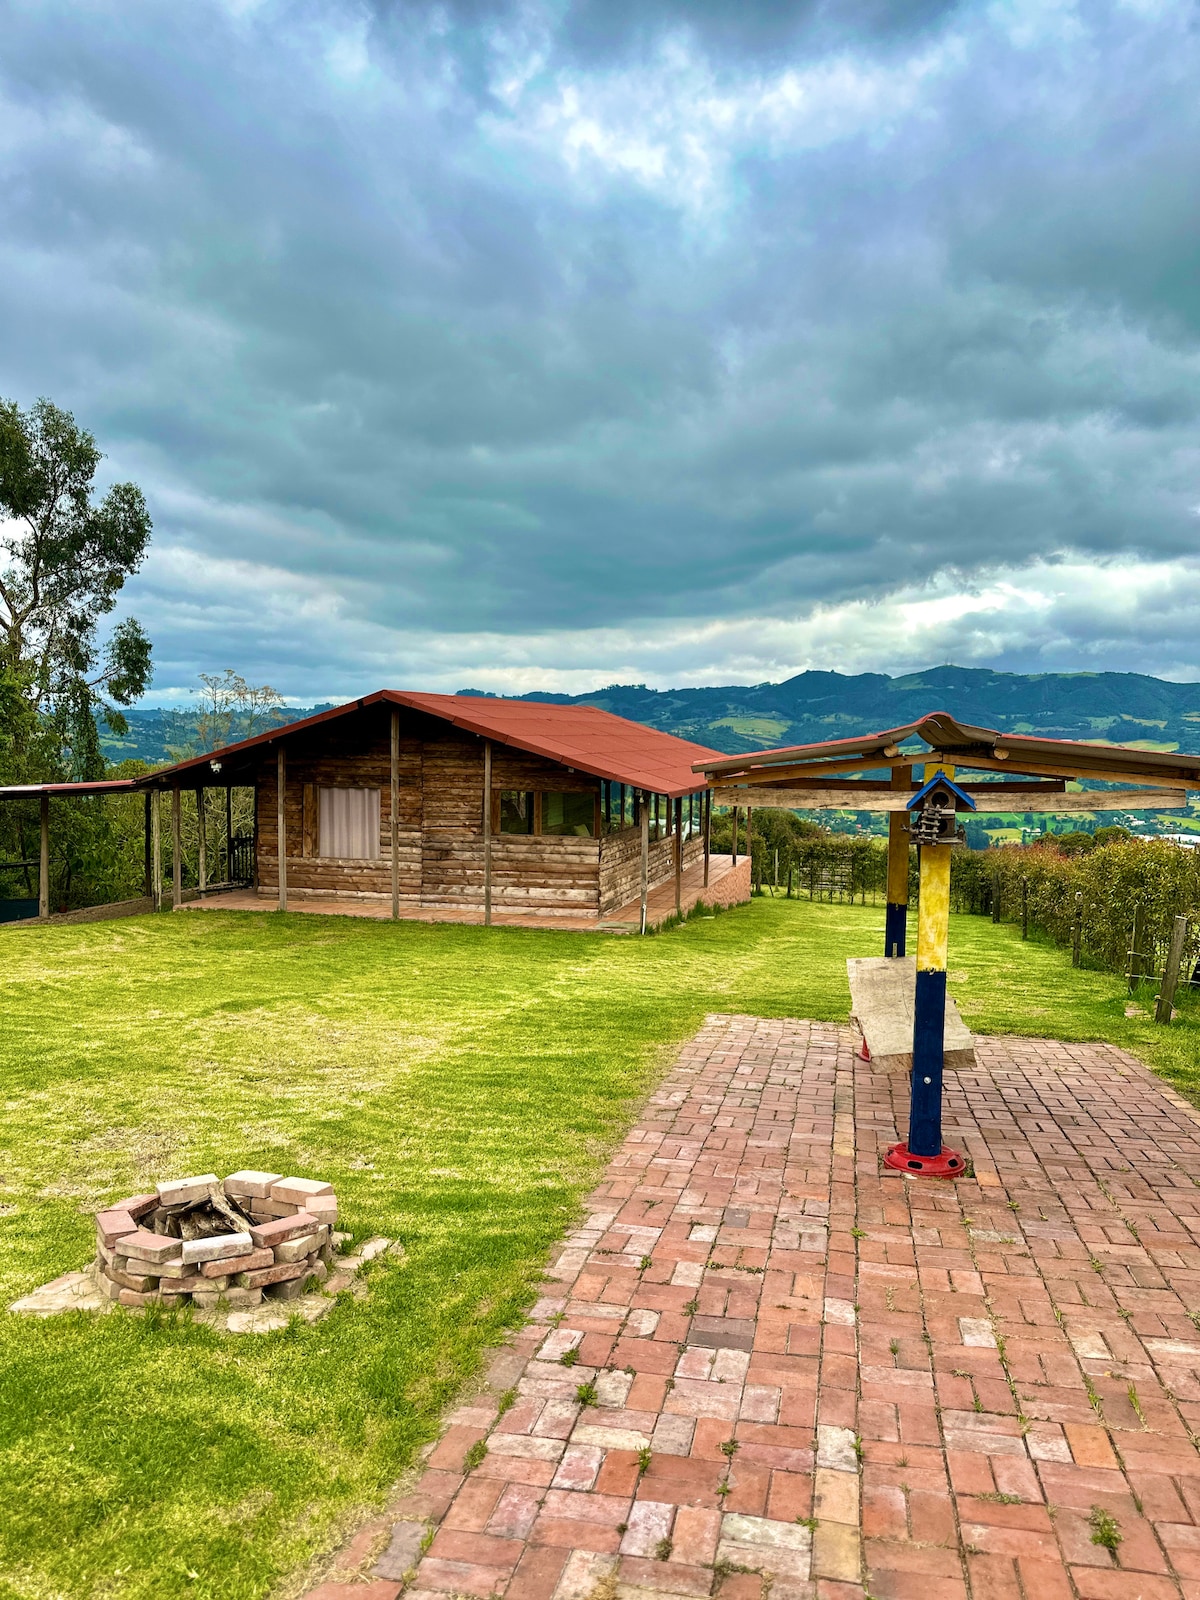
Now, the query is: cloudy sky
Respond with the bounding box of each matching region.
[2,0,1199,703]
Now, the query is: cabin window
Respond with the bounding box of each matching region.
[499,791,534,834]
[318,787,381,859]
[542,792,595,837]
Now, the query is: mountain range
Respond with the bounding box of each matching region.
[106,665,1200,765]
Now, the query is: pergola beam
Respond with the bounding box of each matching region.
[712,785,1189,813]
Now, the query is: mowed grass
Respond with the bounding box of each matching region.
[0,897,1197,1600]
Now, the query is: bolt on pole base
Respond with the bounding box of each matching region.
[884,1141,965,1179]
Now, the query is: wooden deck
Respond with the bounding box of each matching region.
[177,853,751,932]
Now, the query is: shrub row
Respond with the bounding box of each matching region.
[951,838,1200,979]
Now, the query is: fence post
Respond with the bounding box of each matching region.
[1071,891,1083,967]
[1021,877,1028,940]
[1156,916,1189,1024]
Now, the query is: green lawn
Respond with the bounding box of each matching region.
[0,898,1197,1600]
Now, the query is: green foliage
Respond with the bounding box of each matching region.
[1089,1505,1123,1552]
[711,807,889,900]
[952,837,1200,977]
[0,396,153,778]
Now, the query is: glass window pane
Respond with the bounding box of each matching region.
[500,791,533,833]
[542,792,595,837]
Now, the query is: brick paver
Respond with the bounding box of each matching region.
[312,1016,1200,1598]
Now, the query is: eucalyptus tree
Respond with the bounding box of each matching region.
[0,396,152,780]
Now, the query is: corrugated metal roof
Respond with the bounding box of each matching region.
[0,778,140,799]
[130,691,720,799]
[694,710,1200,786]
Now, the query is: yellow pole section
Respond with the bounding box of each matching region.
[916,845,951,972]
[886,812,909,903]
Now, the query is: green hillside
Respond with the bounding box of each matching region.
[105,666,1200,767]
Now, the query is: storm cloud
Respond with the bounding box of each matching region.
[1,0,1198,699]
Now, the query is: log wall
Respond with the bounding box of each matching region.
[598,828,704,915]
[251,703,690,916]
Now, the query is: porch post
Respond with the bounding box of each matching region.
[225,786,233,881]
[703,790,711,888]
[885,766,910,957]
[482,738,492,927]
[639,791,649,936]
[38,793,49,920]
[731,805,739,866]
[143,791,152,896]
[171,783,182,908]
[277,746,287,911]
[197,789,207,893]
[171,780,183,908]
[674,796,683,914]
[747,807,753,889]
[152,791,162,911]
[391,710,400,921]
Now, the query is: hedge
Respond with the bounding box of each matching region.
[951,838,1200,980]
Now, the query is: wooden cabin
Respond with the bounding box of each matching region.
[147,691,722,920]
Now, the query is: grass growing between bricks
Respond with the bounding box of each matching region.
[0,898,1197,1600]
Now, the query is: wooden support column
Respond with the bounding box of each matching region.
[197,789,207,893]
[731,805,739,866]
[276,747,287,912]
[674,797,683,913]
[151,791,162,911]
[225,786,233,880]
[885,766,910,957]
[391,710,400,921]
[38,793,49,920]
[1157,915,1189,1024]
[143,791,152,896]
[746,807,753,889]
[639,791,649,936]
[171,783,182,909]
[482,738,492,927]
[703,791,711,888]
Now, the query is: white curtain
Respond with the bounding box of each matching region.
[318,788,381,859]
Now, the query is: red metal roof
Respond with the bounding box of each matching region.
[694,710,1200,786]
[136,691,721,799]
[0,778,141,799]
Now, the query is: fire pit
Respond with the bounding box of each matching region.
[92,1171,339,1310]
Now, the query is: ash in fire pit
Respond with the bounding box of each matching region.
[92,1171,340,1311]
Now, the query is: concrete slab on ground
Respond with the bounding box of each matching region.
[847,952,975,1069]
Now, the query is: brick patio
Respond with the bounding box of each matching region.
[308,1015,1200,1599]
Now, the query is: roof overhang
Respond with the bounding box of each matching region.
[694,709,1200,791]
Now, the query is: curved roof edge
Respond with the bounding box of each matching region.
[694,709,1200,786]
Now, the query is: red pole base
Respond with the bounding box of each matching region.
[858,1036,871,1062]
[884,1141,965,1178]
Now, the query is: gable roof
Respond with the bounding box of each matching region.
[140,690,720,799]
[694,709,1200,787]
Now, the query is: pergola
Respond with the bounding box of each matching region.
[694,711,1200,1177]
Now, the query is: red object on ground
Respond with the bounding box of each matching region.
[883,1140,965,1178]
[858,1036,871,1061]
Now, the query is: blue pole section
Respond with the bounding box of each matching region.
[908,967,948,1156]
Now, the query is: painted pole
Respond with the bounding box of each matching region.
[884,766,910,956]
[885,767,970,1179]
